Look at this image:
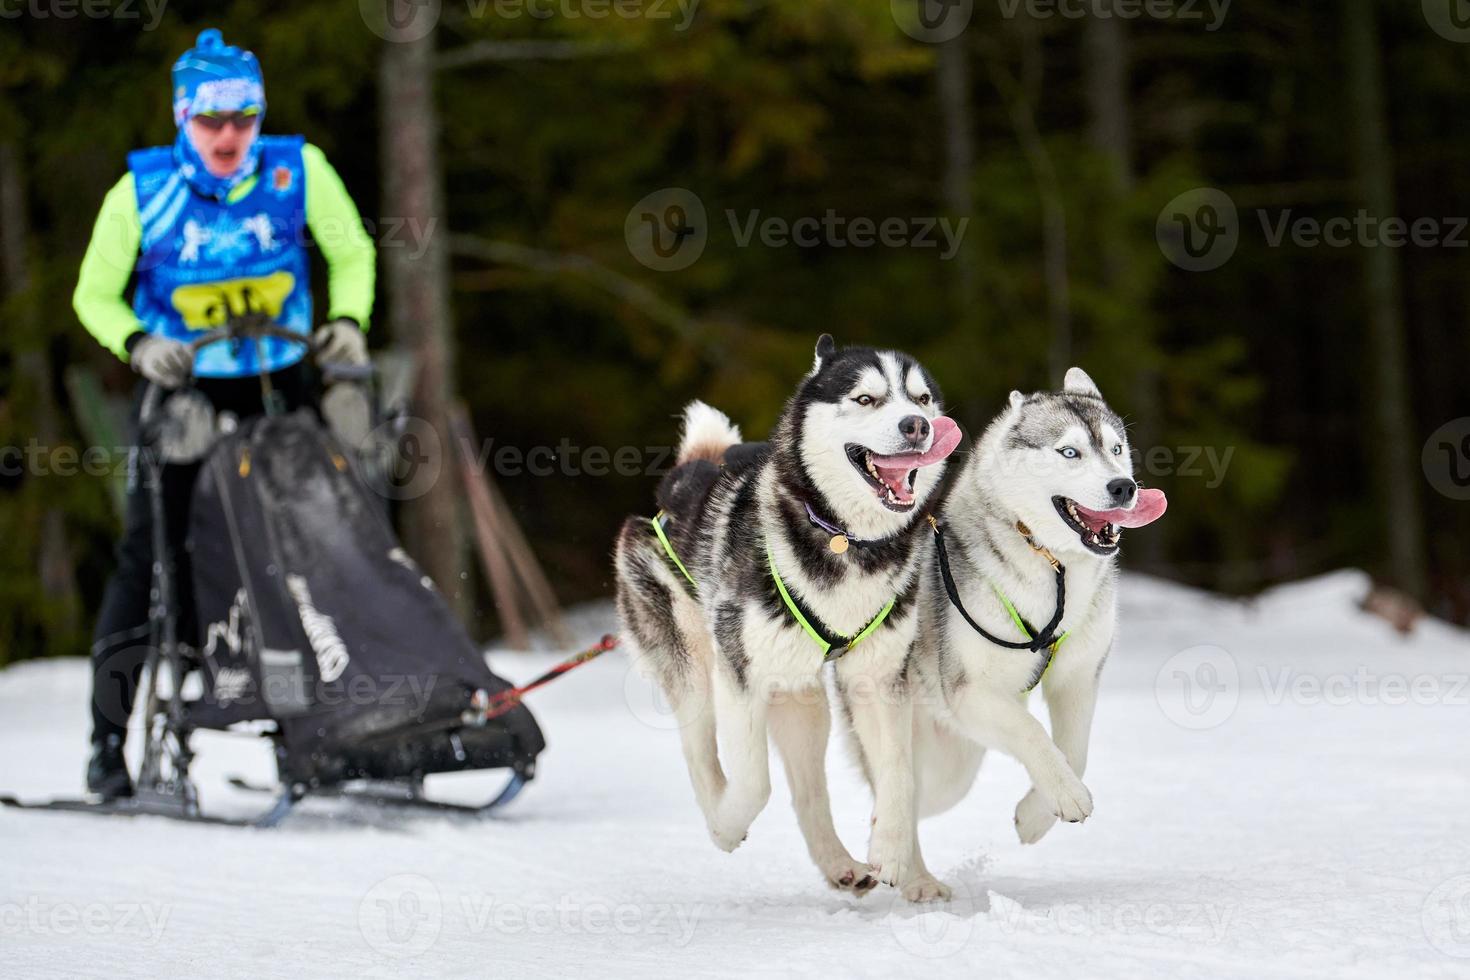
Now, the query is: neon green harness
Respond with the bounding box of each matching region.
[765,539,896,661]
[649,511,897,661]
[992,583,1069,691]
[651,512,698,593]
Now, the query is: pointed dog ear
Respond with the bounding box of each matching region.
[813,334,836,372]
[1063,367,1101,397]
[1008,390,1025,410]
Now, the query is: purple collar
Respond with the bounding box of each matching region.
[803,500,878,552]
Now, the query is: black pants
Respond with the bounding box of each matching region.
[89,362,317,746]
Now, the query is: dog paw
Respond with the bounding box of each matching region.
[867,831,912,888]
[824,860,879,896]
[1013,788,1058,844]
[707,821,748,853]
[901,873,952,903]
[1051,774,1093,824]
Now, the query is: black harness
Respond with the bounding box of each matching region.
[927,516,1068,654]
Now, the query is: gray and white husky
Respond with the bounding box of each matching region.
[895,368,1167,890]
[614,335,961,900]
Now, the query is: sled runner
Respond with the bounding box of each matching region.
[4,315,551,827]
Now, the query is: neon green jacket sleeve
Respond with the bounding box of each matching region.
[73,173,144,361]
[303,143,376,331]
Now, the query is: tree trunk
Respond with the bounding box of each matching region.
[936,33,977,328]
[984,29,1071,384]
[1343,0,1428,598]
[1082,17,1166,568]
[378,26,470,610]
[0,139,81,642]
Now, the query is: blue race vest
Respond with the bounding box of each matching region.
[128,136,312,378]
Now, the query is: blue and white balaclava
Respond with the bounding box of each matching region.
[170,28,266,201]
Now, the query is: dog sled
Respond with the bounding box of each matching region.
[2,316,555,827]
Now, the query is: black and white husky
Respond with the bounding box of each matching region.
[614,335,961,900]
[895,368,1167,891]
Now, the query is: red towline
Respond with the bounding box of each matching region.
[477,634,622,721]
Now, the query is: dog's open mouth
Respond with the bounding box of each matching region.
[1052,489,1168,555]
[847,417,961,512]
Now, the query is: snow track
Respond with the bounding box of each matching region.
[2,571,1467,978]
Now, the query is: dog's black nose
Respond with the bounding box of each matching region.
[1107,477,1137,505]
[898,415,930,446]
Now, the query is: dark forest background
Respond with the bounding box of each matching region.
[1,0,1467,663]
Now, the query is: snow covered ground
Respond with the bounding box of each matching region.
[2,570,1468,979]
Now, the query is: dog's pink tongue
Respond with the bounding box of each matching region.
[869,417,962,504]
[869,416,962,472]
[1076,488,1168,529]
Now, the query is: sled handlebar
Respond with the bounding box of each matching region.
[185,320,314,355]
[138,315,372,426]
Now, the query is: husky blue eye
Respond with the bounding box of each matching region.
[1058,447,1079,459]
[1112,444,1122,455]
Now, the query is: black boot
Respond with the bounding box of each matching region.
[86,735,133,801]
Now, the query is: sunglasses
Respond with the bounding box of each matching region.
[192,109,261,132]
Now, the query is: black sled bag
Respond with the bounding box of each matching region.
[186,409,545,785]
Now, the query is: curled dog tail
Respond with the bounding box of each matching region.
[676,400,741,466]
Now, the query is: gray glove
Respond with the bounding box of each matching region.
[130,335,194,389]
[313,319,369,366]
